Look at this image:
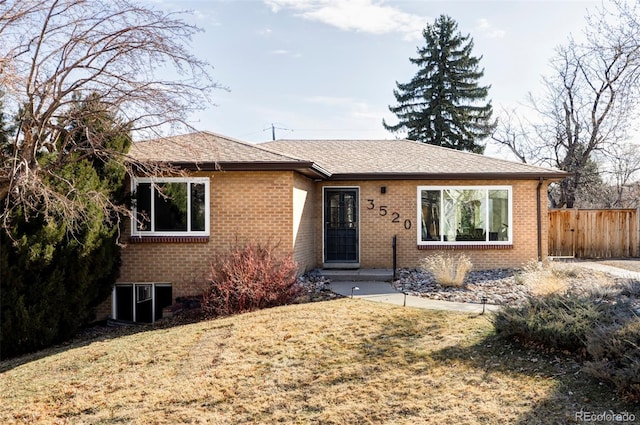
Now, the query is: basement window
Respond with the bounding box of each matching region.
[113,283,172,323]
[417,186,512,245]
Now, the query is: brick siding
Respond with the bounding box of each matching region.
[97,171,551,321]
[98,170,297,320]
[292,173,317,271]
[313,179,549,270]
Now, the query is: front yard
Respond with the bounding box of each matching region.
[1,298,637,424]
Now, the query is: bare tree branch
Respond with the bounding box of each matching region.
[490,1,640,208]
[490,106,532,164]
[0,0,223,235]
[600,143,640,207]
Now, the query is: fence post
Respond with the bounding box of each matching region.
[636,208,640,257]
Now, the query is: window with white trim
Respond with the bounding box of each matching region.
[113,283,172,323]
[417,186,512,244]
[132,177,210,236]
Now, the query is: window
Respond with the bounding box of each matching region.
[113,283,172,323]
[417,186,512,245]
[132,177,209,236]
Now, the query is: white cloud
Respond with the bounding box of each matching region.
[264,0,427,41]
[264,0,319,13]
[267,49,302,57]
[258,27,273,36]
[475,18,506,39]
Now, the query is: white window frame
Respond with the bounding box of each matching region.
[131,177,210,237]
[416,185,513,246]
[112,283,172,323]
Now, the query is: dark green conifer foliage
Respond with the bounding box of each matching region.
[0,95,130,358]
[384,15,495,154]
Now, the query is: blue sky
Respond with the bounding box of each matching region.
[152,0,600,158]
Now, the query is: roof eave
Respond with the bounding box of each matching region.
[169,161,331,179]
[326,172,569,181]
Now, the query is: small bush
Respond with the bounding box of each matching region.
[493,294,615,356]
[585,318,640,401]
[420,252,472,287]
[516,260,569,296]
[202,243,301,317]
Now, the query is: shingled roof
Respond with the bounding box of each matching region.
[129,131,329,178]
[130,131,567,180]
[260,139,568,180]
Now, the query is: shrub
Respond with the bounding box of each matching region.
[495,265,640,399]
[420,252,472,287]
[202,243,300,317]
[493,294,619,356]
[515,260,568,296]
[585,318,640,401]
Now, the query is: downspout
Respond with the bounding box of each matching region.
[536,177,544,262]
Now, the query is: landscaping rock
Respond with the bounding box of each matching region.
[392,266,640,307]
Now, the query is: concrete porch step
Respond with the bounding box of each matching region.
[319,268,394,282]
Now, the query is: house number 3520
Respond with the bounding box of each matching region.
[366,199,412,230]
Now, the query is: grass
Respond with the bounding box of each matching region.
[420,252,472,287]
[1,299,638,424]
[518,260,620,298]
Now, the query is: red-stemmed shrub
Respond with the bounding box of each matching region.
[202,243,300,317]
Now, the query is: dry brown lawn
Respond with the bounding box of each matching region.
[1,299,637,424]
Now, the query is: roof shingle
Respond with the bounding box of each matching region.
[129,132,567,180]
[260,139,567,179]
[130,131,305,164]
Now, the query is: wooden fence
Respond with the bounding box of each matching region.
[548,209,639,258]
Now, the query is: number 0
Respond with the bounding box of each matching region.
[404,219,412,230]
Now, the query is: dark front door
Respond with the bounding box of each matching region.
[324,188,359,263]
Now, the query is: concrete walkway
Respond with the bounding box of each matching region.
[556,260,640,280]
[329,280,500,314]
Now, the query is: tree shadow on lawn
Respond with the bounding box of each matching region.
[0,313,204,373]
[429,325,640,424]
[354,310,639,424]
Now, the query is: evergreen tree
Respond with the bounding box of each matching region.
[0,95,130,358]
[383,15,495,154]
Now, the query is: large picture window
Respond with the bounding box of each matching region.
[417,186,512,245]
[132,177,209,236]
